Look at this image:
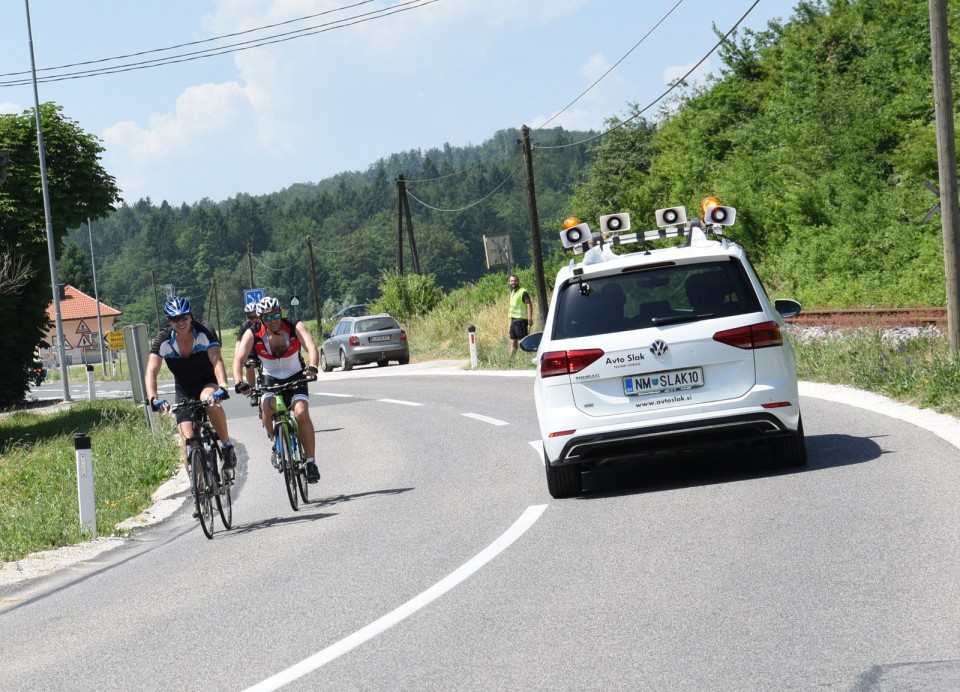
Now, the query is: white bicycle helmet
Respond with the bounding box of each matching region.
[256,296,281,315]
[244,300,258,315]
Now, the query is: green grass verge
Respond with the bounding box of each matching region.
[0,401,179,563]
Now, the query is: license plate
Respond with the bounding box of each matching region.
[369,335,390,342]
[623,367,704,396]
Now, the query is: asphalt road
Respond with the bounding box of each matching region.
[4,365,960,690]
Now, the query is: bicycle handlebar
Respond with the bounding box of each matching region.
[170,398,215,413]
[251,376,316,396]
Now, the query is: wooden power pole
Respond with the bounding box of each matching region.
[520,125,549,327]
[306,236,322,336]
[930,0,960,354]
[396,174,421,274]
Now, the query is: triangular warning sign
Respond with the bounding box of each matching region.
[61,338,73,350]
[77,333,93,348]
[76,320,91,333]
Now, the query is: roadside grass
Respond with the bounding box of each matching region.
[0,401,179,563]
[792,327,960,418]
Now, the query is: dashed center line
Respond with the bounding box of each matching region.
[461,412,509,426]
[316,392,356,398]
[378,398,424,407]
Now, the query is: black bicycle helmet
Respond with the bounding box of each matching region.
[164,296,192,317]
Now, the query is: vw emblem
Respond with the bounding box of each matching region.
[650,340,669,357]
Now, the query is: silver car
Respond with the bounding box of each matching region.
[320,313,410,372]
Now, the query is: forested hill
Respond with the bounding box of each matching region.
[65,126,597,327]
[65,0,953,328]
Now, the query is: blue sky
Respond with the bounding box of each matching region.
[1,0,800,207]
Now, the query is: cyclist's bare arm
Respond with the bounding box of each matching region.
[294,321,319,370]
[232,330,255,387]
[144,354,165,407]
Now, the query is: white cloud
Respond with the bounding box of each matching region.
[0,102,22,115]
[663,57,714,89]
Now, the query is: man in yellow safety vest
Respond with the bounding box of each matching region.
[508,274,534,358]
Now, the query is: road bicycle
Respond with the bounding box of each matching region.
[253,378,313,511]
[170,398,233,539]
[243,356,264,408]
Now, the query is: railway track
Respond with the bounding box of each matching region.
[787,307,946,329]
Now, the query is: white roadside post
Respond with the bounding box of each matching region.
[85,364,95,401]
[467,325,478,369]
[74,433,97,538]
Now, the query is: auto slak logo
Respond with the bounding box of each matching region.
[650,340,669,357]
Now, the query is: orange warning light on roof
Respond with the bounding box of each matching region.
[562,216,581,229]
[700,197,720,217]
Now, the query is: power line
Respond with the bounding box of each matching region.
[0,0,441,87]
[536,0,761,151]
[535,0,684,132]
[405,157,525,212]
[402,0,683,188]
[0,0,378,79]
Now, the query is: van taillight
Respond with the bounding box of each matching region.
[540,349,605,377]
[713,321,783,349]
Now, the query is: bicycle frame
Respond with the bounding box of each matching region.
[170,398,233,538]
[256,378,311,510]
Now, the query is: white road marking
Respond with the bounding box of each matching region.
[378,398,424,406]
[243,504,548,692]
[529,440,544,463]
[461,412,508,426]
[316,392,356,398]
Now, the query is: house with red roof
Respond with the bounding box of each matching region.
[40,285,122,365]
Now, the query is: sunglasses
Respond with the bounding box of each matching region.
[170,314,191,323]
[246,313,258,320]
[262,312,282,323]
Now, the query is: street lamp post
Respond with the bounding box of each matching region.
[24,0,70,401]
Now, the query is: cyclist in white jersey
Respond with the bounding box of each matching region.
[232,296,321,482]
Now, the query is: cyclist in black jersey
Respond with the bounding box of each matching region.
[144,297,237,473]
[237,301,262,406]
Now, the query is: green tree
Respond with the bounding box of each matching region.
[0,103,121,407]
[58,240,92,294]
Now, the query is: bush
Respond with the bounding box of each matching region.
[372,271,442,322]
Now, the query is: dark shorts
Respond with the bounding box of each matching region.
[262,372,309,408]
[174,381,217,424]
[244,350,261,366]
[509,319,529,340]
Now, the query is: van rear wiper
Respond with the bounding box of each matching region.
[652,313,711,326]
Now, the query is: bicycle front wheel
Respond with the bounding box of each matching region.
[213,447,233,529]
[295,438,310,504]
[190,446,215,539]
[278,425,299,511]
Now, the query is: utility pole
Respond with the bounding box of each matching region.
[396,175,422,274]
[402,191,421,275]
[306,236,322,336]
[396,175,405,274]
[520,125,549,327]
[25,0,70,400]
[150,269,162,332]
[87,219,107,375]
[247,243,255,288]
[211,277,221,339]
[930,0,960,355]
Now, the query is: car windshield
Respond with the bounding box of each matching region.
[553,259,761,339]
[356,317,398,332]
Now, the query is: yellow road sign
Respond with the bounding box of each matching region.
[105,330,125,349]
